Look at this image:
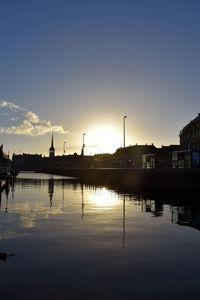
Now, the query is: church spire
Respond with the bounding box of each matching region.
[49,132,55,158]
[51,132,54,148]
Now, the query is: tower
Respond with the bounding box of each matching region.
[49,133,55,158]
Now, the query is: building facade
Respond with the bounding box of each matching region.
[172,150,200,168]
[142,145,180,169]
[12,153,42,171]
[180,113,200,151]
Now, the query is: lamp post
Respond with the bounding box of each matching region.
[82,133,86,156]
[63,141,66,154]
[123,116,127,148]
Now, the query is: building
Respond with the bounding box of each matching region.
[142,145,180,169]
[173,113,200,168]
[172,150,200,168]
[0,144,12,176]
[115,144,157,168]
[49,133,55,158]
[12,153,42,171]
[0,144,8,160]
[180,113,200,151]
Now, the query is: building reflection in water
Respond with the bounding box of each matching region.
[1,175,200,233]
[81,183,84,219]
[62,179,65,208]
[141,199,163,217]
[4,184,10,213]
[11,180,15,199]
[48,178,54,207]
[0,185,1,209]
[171,206,200,230]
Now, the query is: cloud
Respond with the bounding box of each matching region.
[0,101,25,111]
[0,120,65,136]
[25,111,40,123]
[9,117,18,121]
[0,120,34,135]
[0,100,67,136]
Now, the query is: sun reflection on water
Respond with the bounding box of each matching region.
[87,187,119,208]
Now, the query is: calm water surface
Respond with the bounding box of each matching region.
[0,172,200,300]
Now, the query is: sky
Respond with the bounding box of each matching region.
[0,0,200,156]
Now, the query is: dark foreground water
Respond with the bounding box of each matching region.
[0,172,200,300]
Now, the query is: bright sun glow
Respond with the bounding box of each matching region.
[86,125,121,154]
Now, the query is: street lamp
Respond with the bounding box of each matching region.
[63,141,66,154]
[82,133,86,156]
[123,116,127,148]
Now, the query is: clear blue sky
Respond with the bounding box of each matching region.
[0,0,200,155]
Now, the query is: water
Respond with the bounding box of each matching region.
[0,172,200,300]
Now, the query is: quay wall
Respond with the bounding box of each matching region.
[40,168,200,191]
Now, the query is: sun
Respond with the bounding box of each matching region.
[86,125,121,154]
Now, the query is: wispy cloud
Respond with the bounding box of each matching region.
[0,100,67,136]
[9,117,18,121]
[0,101,25,111]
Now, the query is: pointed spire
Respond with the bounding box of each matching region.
[51,132,54,148]
[49,132,55,157]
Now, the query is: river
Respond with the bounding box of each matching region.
[0,172,200,299]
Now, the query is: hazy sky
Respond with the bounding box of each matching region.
[0,0,200,156]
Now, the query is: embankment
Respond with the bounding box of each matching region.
[40,168,200,192]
